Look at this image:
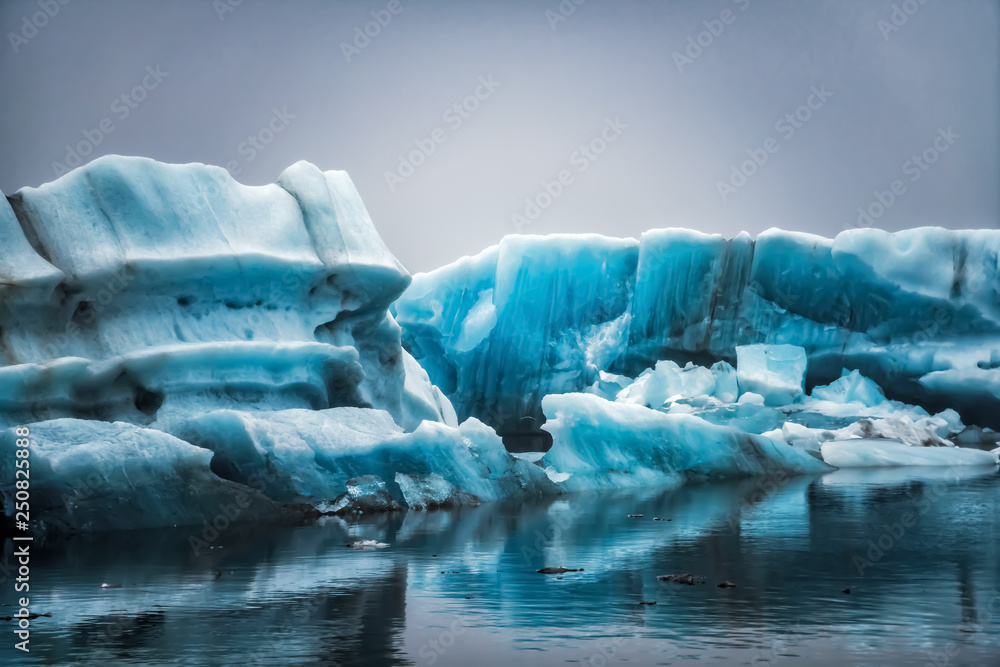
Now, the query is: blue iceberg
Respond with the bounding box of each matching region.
[395,227,1000,446]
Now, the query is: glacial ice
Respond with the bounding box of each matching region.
[396,227,1000,444]
[3,156,998,534]
[820,439,999,468]
[0,155,451,432]
[177,407,553,509]
[540,392,834,491]
[0,420,295,535]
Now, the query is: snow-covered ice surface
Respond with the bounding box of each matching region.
[2,157,997,535]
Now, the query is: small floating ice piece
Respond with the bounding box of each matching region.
[348,540,389,550]
[820,439,999,468]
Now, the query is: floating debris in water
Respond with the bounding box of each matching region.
[537,567,584,574]
[0,612,51,621]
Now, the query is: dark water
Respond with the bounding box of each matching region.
[2,467,999,666]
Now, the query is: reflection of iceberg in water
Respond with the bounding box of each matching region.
[9,526,413,666]
[10,471,998,665]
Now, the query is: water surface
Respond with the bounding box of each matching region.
[2,467,999,666]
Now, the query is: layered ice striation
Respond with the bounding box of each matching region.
[0,156,467,534]
[0,155,451,431]
[395,228,1000,447]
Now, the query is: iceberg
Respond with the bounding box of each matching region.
[2,156,997,533]
[0,155,452,432]
[395,227,1000,446]
[820,439,998,468]
[540,392,833,492]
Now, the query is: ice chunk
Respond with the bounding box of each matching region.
[541,393,832,491]
[811,369,886,406]
[711,361,739,403]
[770,422,840,453]
[837,417,955,448]
[615,360,717,408]
[0,420,292,534]
[321,475,403,514]
[395,472,479,509]
[585,371,633,400]
[820,439,999,467]
[735,344,807,406]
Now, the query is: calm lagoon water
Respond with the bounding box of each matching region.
[2,466,999,666]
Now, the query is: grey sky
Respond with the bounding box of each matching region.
[1,0,997,273]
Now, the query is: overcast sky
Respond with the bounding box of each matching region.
[1,0,997,273]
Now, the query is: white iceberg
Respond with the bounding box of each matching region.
[820,439,998,468]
